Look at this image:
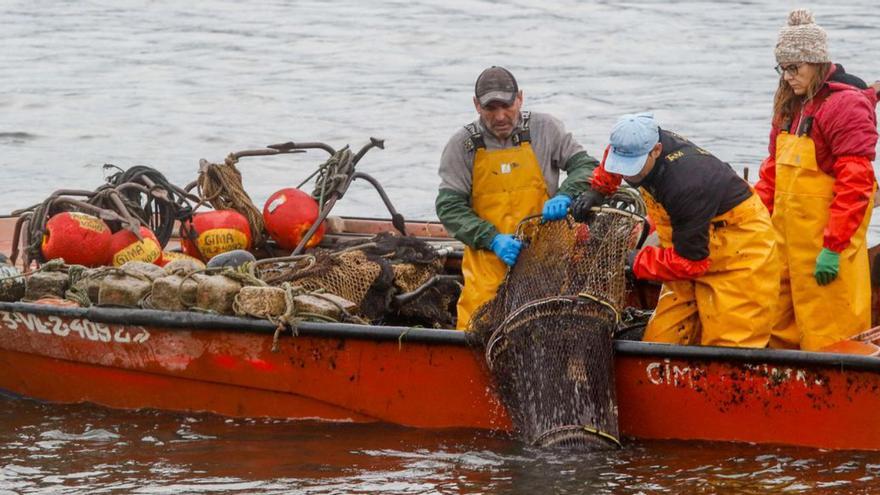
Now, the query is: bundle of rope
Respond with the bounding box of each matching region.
[11,165,195,268]
[101,164,196,247]
[66,265,116,306]
[18,201,55,266]
[196,155,266,247]
[310,146,354,209]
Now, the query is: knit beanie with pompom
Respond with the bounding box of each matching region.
[775,9,830,64]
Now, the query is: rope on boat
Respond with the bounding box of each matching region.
[0,259,69,288]
[65,265,115,307]
[20,202,52,267]
[196,155,266,247]
[220,264,267,288]
[310,146,354,211]
[267,282,367,352]
[607,186,647,217]
[102,164,196,247]
[270,282,302,353]
[10,165,195,267]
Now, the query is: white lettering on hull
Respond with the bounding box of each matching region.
[645,359,826,388]
[0,311,149,344]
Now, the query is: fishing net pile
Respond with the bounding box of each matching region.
[1,231,458,329]
[258,233,459,327]
[470,210,644,449]
[2,144,463,330]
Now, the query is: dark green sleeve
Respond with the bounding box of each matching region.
[558,151,599,198]
[435,188,499,250]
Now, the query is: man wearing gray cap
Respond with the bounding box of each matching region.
[436,66,599,330]
[573,113,780,348]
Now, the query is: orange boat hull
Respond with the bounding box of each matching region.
[2,302,880,451]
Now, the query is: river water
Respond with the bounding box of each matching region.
[3,399,880,494]
[2,0,880,493]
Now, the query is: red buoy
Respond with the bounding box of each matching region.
[108,226,162,266]
[180,210,252,261]
[41,212,112,267]
[263,188,325,250]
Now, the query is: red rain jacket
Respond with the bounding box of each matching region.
[755,64,879,253]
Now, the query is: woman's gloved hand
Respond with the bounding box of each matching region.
[570,189,605,223]
[490,234,522,266]
[814,248,840,286]
[541,194,572,222]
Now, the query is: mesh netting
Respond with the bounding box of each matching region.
[258,233,458,325]
[470,210,643,450]
[273,249,394,321]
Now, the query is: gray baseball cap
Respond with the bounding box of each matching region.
[475,66,518,107]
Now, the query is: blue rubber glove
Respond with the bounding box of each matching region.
[490,234,522,266]
[542,194,573,222]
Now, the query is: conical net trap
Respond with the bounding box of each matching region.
[470,209,644,449]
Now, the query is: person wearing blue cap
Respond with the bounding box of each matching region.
[436,66,600,330]
[571,113,780,348]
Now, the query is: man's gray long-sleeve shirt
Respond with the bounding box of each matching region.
[436,112,598,249]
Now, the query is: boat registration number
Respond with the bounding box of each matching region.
[0,311,150,344]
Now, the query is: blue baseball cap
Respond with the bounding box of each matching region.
[605,112,660,176]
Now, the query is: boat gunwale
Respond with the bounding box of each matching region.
[1,301,878,373]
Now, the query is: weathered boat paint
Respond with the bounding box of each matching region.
[2,302,880,450]
[4,215,880,450]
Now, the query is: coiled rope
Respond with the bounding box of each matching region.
[102,164,195,247]
[310,146,354,209]
[196,155,266,247]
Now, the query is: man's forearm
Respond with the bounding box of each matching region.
[558,151,599,197]
[435,189,499,249]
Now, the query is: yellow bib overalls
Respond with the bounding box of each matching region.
[456,131,548,330]
[640,190,780,347]
[769,127,873,351]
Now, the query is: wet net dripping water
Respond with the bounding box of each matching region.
[470,210,644,450]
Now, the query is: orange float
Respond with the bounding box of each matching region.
[180,210,252,261]
[263,188,325,250]
[41,212,112,267]
[108,226,162,266]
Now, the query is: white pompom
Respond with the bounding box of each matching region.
[788,9,815,26]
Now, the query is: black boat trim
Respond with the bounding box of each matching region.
[1,302,878,372]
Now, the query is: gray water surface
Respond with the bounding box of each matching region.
[3,1,878,219]
[2,1,880,493]
[2,399,880,494]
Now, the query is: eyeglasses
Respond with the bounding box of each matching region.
[775,63,804,77]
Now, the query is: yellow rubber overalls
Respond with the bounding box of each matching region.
[641,191,780,347]
[769,123,873,351]
[456,126,548,330]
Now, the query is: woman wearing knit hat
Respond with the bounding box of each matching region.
[754,9,880,352]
